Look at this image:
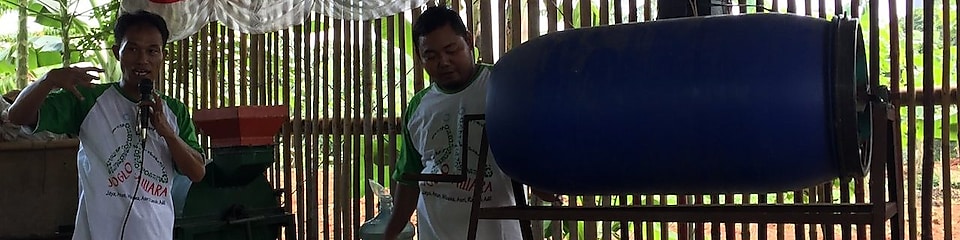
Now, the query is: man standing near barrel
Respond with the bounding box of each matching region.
[384,6,558,240]
[6,10,206,240]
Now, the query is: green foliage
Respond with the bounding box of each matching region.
[352,134,402,198]
[0,35,70,87]
[0,0,122,92]
[0,75,16,94]
[29,1,60,28]
[1,1,948,239]
[542,195,677,239]
[860,1,960,146]
[543,220,678,240]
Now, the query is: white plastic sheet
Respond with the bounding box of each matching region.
[121,0,429,41]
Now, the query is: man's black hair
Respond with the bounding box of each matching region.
[412,6,469,49]
[114,10,170,45]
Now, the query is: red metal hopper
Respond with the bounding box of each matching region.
[192,105,289,148]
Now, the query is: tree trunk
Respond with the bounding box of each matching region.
[60,0,70,67]
[16,0,29,88]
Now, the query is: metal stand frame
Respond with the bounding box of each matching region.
[405,85,903,240]
[397,11,898,240]
[404,99,904,240]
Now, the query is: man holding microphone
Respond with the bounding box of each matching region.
[7,10,205,240]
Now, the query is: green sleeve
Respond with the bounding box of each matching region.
[392,88,430,186]
[162,96,204,155]
[34,84,112,135]
[393,124,424,186]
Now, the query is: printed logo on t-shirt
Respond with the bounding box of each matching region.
[104,120,170,206]
[420,110,496,203]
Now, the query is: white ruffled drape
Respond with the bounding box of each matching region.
[120,0,429,41]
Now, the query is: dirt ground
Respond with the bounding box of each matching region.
[286,160,959,240]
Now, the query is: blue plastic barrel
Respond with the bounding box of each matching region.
[486,13,869,195]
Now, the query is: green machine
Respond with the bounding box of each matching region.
[173,106,294,240]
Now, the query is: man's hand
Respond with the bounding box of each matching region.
[139,94,175,138]
[384,183,420,240]
[7,66,103,126]
[40,67,104,101]
[140,93,206,182]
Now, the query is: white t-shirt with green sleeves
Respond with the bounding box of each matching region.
[29,82,203,240]
[394,64,523,240]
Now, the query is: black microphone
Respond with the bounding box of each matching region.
[139,78,153,131]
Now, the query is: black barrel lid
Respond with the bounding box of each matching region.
[830,15,872,178]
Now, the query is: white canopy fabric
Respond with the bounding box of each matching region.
[121,0,429,41]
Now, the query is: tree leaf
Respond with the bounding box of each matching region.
[34,50,60,67]
[32,0,57,13]
[0,0,20,10]
[0,46,11,62]
[30,35,62,52]
[0,59,14,72]
[69,50,81,63]
[30,2,60,28]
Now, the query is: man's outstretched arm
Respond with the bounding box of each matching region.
[383,182,419,240]
[8,67,102,127]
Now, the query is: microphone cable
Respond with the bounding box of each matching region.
[119,112,150,240]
